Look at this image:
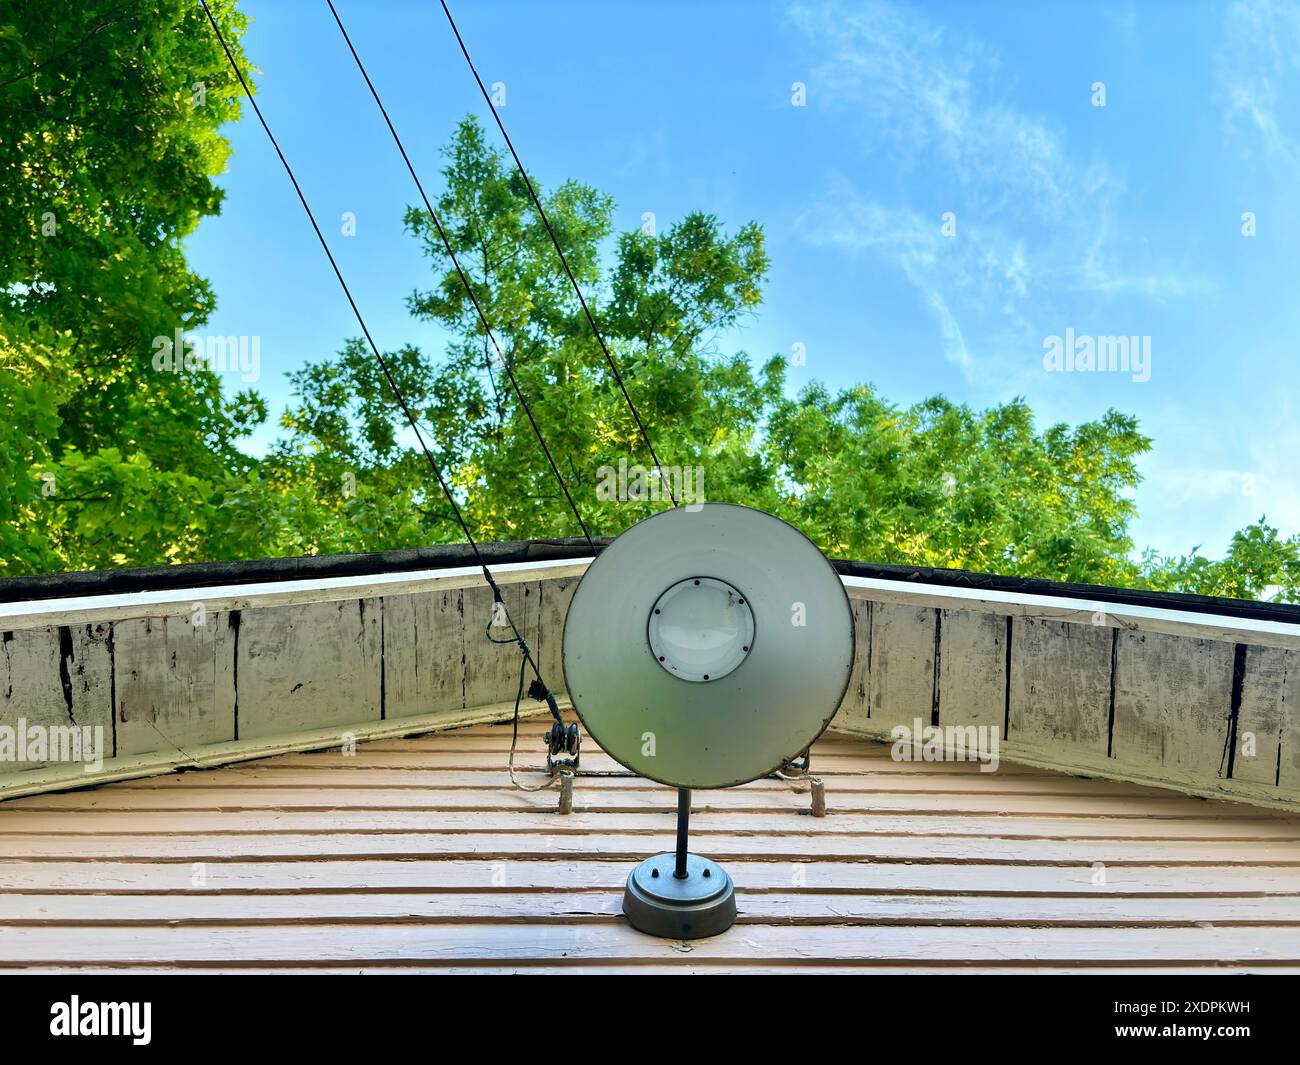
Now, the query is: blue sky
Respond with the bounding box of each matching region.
[186,0,1300,561]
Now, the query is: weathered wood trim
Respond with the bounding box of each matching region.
[0,558,593,632]
[0,567,581,800]
[4,557,1300,810]
[866,603,936,731]
[842,576,1300,651]
[936,609,1006,734]
[0,698,560,802]
[383,587,465,720]
[1236,645,1300,790]
[112,612,235,757]
[837,583,1300,813]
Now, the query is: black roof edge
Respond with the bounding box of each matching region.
[1,539,1298,628]
[0,538,609,606]
[833,558,1300,627]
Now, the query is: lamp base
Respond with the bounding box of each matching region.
[622,852,737,940]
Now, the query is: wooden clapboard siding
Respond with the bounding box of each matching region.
[462,581,537,708]
[1008,617,1114,757]
[236,598,383,739]
[1237,645,1300,789]
[1111,631,1237,778]
[537,575,578,693]
[867,602,936,729]
[936,609,1006,732]
[1,723,1298,972]
[382,587,465,719]
[0,624,113,775]
[6,557,1300,812]
[0,566,562,799]
[834,596,872,730]
[113,612,236,756]
[835,583,1300,812]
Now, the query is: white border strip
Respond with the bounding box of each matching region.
[0,557,597,628]
[843,574,1300,646]
[3,558,1297,649]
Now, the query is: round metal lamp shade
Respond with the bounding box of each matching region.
[562,503,855,789]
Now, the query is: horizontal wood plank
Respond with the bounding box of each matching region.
[5,891,1300,927]
[0,809,1296,841]
[1,721,1298,971]
[2,832,1296,864]
[2,787,1282,821]
[3,860,1298,895]
[2,923,1298,966]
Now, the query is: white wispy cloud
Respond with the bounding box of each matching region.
[788,0,1208,379]
[1133,392,1300,555]
[1216,0,1300,173]
[1244,399,1300,533]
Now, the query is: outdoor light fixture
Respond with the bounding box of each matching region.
[646,576,755,683]
[563,503,855,938]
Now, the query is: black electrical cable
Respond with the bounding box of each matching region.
[196,0,562,722]
[438,0,679,507]
[325,0,595,551]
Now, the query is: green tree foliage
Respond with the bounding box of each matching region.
[2,27,1293,609]
[250,117,1300,602]
[764,387,1151,585]
[1140,521,1300,603]
[266,117,779,543]
[0,0,260,572]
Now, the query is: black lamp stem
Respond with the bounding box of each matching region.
[674,788,691,878]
